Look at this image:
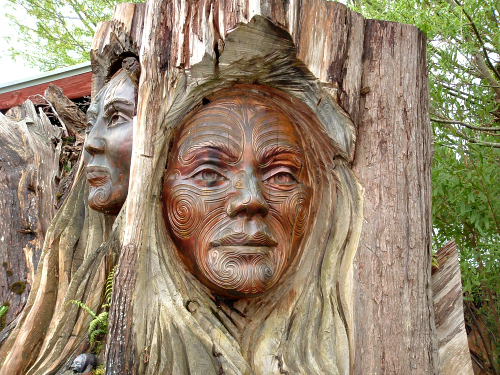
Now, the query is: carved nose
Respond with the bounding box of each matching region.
[84,130,105,156]
[227,173,269,218]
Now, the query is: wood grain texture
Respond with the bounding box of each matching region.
[352,20,438,374]
[90,3,146,97]
[44,84,86,143]
[108,1,437,374]
[0,5,145,374]
[432,241,474,375]
[0,100,62,331]
[0,1,438,374]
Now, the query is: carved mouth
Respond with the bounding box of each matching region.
[210,231,278,247]
[209,245,274,255]
[86,166,110,186]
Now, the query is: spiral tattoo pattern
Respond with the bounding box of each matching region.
[88,178,112,211]
[167,186,203,239]
[205,248,281,294]
[285,191,309,237]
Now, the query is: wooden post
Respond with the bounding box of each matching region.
[351,20,439,373]
[432,241,474,375]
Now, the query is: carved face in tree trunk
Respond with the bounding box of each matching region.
[84,70,136,215]
[163,93,312,298]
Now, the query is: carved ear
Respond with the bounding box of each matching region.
[122,57,141,88]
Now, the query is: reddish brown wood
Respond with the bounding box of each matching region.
[0,72,92,111]
[162,89,313,298]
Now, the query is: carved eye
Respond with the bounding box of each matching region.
[265,172,297,185]
[108,113,128,128]
[191,169,227,182]
[85,122,94,135]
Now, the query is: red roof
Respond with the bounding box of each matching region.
[0,63,92,111]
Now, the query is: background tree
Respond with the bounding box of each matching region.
[346,0,500,373]
[3,0,143,70]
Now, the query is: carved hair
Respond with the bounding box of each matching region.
[133,86,362,374]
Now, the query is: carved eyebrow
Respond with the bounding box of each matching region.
[182,140,240,161]
[87,107,98,120]
[259,144,304,165]
[103,97,135,113]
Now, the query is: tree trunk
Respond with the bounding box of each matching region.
[0,1,439,374]
[351,19,439,374]
[106,0,438,374]
[0,100,62,331]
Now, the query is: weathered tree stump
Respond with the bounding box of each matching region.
[0,1,440,374]
[0,100,62,332]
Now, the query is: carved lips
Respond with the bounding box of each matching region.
[86,166,111,186]
[163,92,312,298]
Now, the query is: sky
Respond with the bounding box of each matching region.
[0,2,41,86]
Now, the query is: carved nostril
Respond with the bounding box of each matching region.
[227,188,269,218]
[227,171,269,218]
[84,137,105,155]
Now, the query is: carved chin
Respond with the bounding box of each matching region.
[88,183,113,213]
[203,246,286,296]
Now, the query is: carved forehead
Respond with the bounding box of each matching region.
[174,94,303,163]
[87,70,135,117]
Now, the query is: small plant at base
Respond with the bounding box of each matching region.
[68,266,115,347]
[93,364,105,375]
[68,300,108,346]
[0,305,8,318]
[0,303,10,330]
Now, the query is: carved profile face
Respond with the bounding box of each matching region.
[84,70,136,215]
[163,94,312,298]
[70,354,86,372]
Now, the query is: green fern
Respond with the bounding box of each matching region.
[105,266,115,304]
[67,266,116,347]
[69,299,98,319]
[94,364,105,375]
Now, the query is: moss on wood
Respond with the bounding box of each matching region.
[9,281,26,295]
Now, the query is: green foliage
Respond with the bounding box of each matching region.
[93,364,105,375]
[0,302,10,330]
[4,0,144,70]
[0,305,8,318]
[68,299,108,346]
[347,0,500,371]
[68,266,115,348]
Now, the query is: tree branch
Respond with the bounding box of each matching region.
[454,0,500,83]
[465,300,499,375]
[431,117,500,132]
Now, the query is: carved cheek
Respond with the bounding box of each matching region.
[285,187,311,237]
[166,183,205,240]
[264,185,311,240]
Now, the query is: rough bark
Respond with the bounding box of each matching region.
[44,84,87,144]
[432,240,474,375]
[105,1,438,374]
[0,1,438,374]
[0,100,62,331]
[352,20,439,374]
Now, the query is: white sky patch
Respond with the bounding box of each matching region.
[0,4,41,84]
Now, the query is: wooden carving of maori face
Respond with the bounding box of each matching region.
[84,59,139,215]
[163,92,312,298]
